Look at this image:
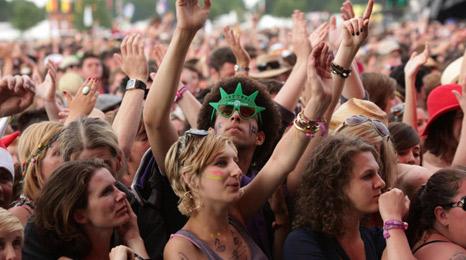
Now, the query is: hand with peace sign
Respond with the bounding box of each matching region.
[341,0,373,52]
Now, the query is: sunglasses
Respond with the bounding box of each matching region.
[444,196,466,211]
[257,60,281,72]
[341,115,390,138]
[217,104,257,120]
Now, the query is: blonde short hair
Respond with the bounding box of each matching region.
[0,207,23,235]
[18,121,63,202]
[165,130,235,216]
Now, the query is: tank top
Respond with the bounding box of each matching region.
[171,218,268,260]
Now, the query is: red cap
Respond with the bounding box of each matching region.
[422,84,461,136]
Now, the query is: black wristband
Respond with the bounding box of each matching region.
[330,63,352,78]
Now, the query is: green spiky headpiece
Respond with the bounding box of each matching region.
[209,82,266,123]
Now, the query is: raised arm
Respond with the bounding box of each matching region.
[224,26,250,77]
[238,42,333,220]
[337,0,366,101]
[112,34,148,159]
[273,10,311,112]
[325,0,374,121]
[143,0,211,173]
[35,61,61,121]
[402,44,429,131]
[452,81,466,167]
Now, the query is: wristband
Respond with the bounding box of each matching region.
[293,111,327,138]
[330,63,352,78]
[234,64,250,73]
[174,86,188,103]
[383,219,408,239]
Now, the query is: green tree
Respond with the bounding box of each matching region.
[0,0,11,22]
[11,0,45,32]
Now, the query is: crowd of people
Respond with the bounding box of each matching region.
[0,0,465,259]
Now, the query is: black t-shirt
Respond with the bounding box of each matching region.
[283,227,386,260]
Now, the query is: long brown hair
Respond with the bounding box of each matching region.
[294,135,379,236]
[33,159,108,257]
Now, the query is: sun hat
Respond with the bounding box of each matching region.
[441,57,463,85]
[422,83,461,136]
[58,72,84,95]
[249,53,292,79]
[330,98,388,131]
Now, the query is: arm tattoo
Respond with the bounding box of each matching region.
[450,252,466,260]
[178,252,191,260]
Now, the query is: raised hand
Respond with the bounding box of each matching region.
[0,75,35,117]
[404,43,430,78]
[327,16,342,51]
[306,42,333,117]
[341,0,373,50]
[36,61,58,102]
[114,34,148,82]
[340,0,355,21]
[64,78,98,123]
[176,0,211,31]
[223,26,250,68]
[309,22,329,49]
[291,10,311,60]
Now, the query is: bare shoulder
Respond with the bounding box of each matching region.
[8,206,32,226]
[415,242,466,260]
[163,234,205,260]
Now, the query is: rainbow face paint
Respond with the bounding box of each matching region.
[206,170,225,181]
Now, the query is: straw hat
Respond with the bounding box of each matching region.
[441,57,463,84]
[249,53,292,79]
[58,72,84,95]
[330,98,388,131]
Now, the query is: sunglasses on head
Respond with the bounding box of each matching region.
[217,104,257,120]
[444,196,466,211]
[257,60,281,72]
[342,115,390,138]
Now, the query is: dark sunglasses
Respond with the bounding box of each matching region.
[342,115,390,138]
[444,196,466,211]
[257,60,281,72]
[218,104,257,120]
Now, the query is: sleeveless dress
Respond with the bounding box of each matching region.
[171,218,268,260]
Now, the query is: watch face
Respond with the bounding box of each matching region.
[126,79,136,89]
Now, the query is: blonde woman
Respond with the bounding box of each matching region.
[9,121,63,225]
[0,207,23,260]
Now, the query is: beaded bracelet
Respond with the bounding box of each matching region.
[330,63,352,78]
[174,85,188,103]
[293,111,328,138]
[383,219,408,239]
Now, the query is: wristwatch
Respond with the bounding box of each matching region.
[234,64,250,73]
[126,79,146,91]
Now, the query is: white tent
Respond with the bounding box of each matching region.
[0,22,20,41]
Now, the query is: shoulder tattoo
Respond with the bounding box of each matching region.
[178,252,191,260]
[450,252,466,260]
